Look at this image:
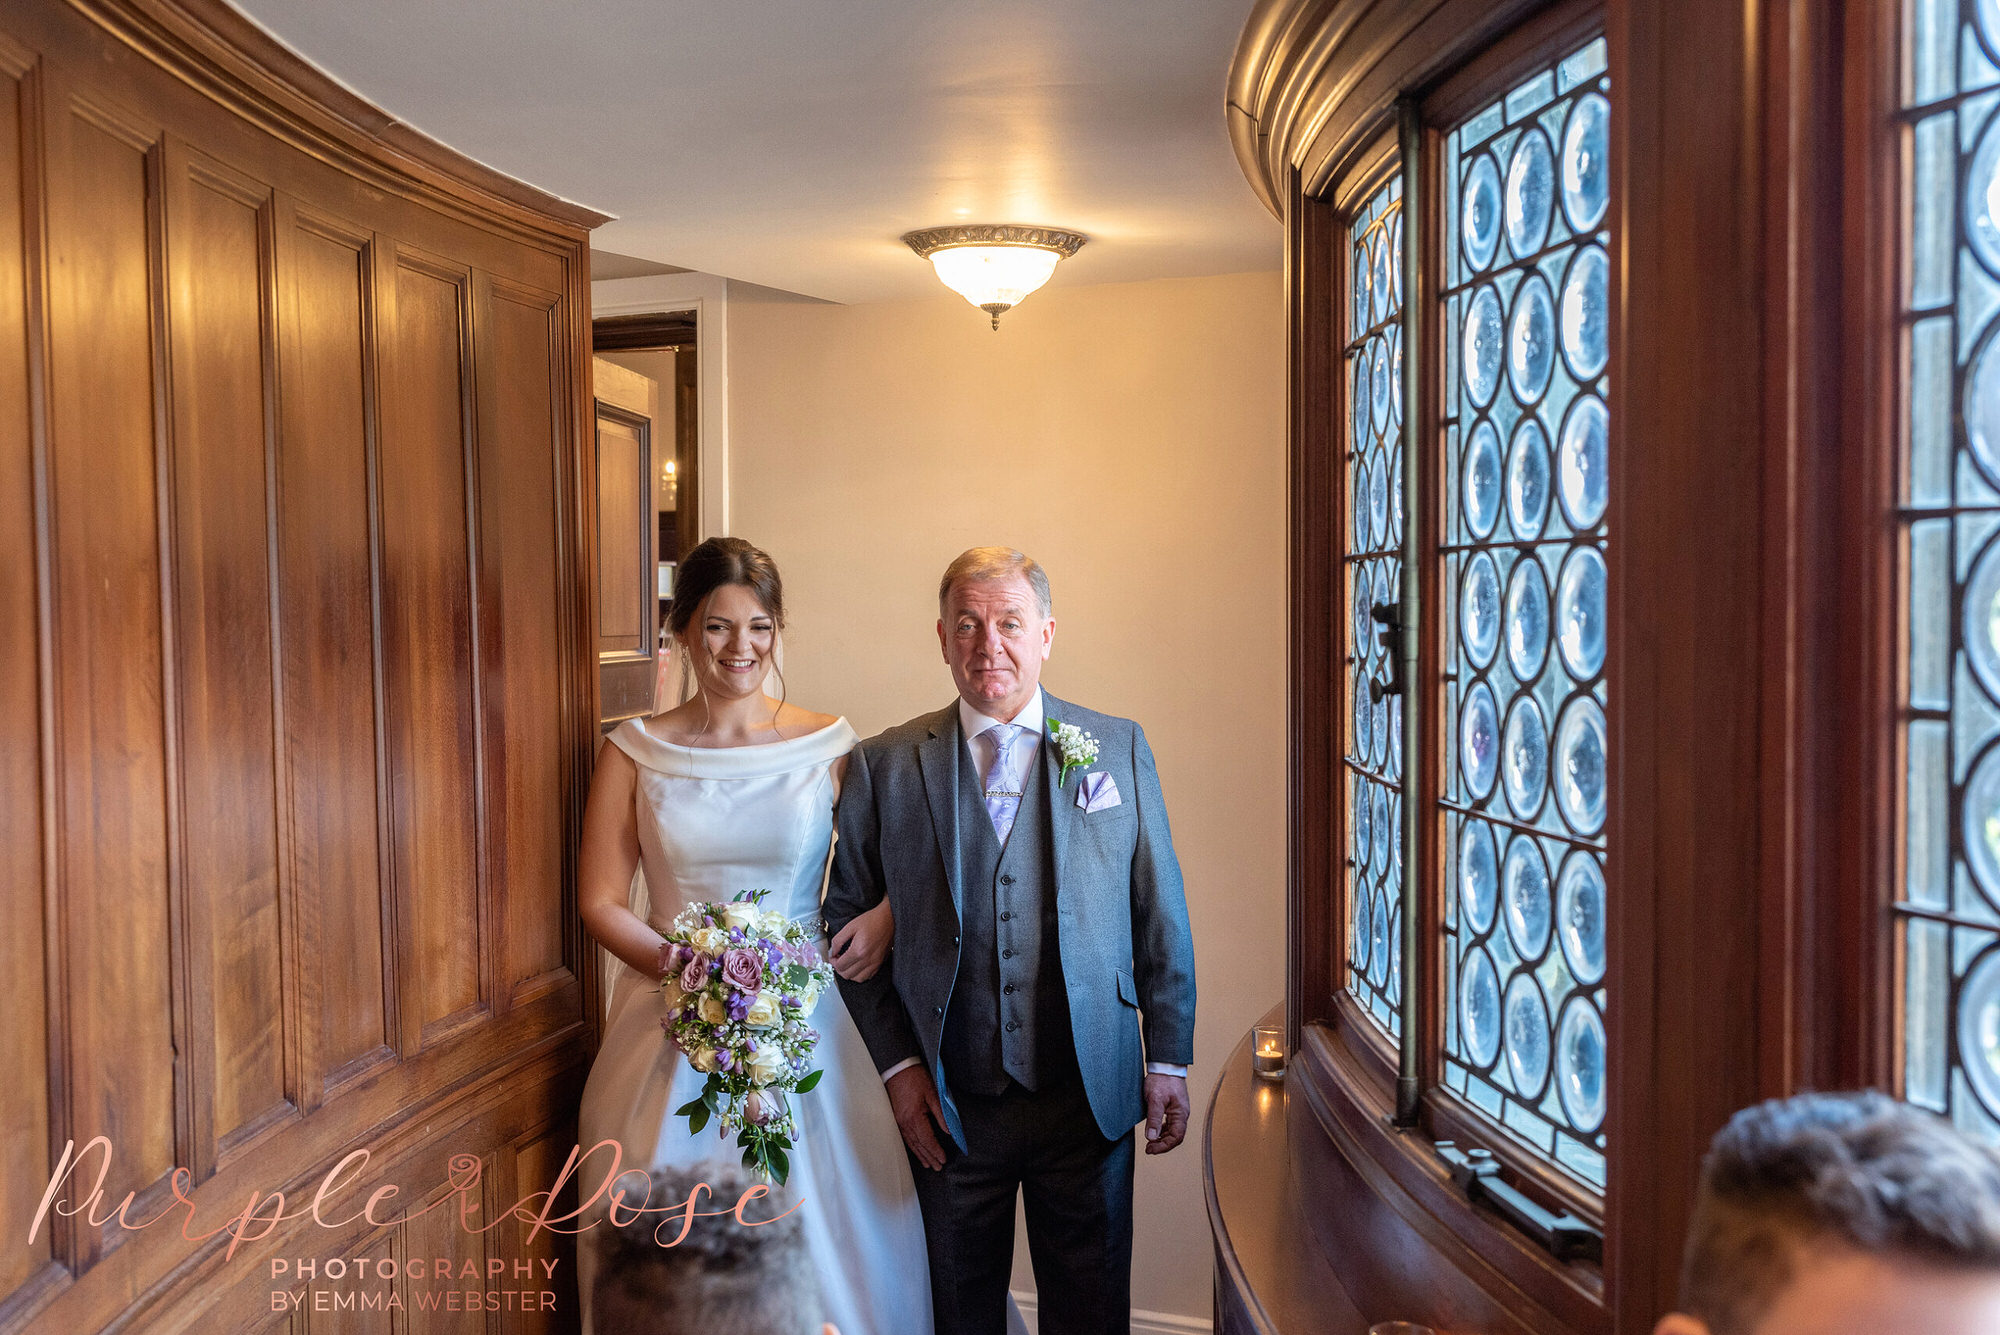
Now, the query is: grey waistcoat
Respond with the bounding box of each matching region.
[940,737,1074,1096]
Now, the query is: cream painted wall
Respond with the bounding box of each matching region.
[725,269,1285,1326]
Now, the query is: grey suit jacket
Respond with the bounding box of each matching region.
[825,692,1197,1147]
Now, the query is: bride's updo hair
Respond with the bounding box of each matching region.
[668,536,785,636]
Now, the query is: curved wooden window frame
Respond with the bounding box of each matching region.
[1250,0,1878,1328]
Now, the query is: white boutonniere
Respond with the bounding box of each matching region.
[1046,716,1099,786]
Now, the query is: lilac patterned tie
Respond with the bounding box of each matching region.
[982,724,1026,843]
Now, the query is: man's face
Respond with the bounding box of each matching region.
[1657,1248,2000,1335]
[937,573,1054,721]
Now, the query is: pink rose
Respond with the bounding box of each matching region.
[680,954,710,992]
[721,948,764,994]
[744,1092,769,1125]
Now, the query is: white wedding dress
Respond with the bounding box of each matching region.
[576,715,934,1335]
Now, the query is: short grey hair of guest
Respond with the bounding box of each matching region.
[938,547,1053,619]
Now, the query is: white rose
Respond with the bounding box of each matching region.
[759,907,792,936]
[746,1041,784,1084]
[699,995,728,1025]
[689,1047,717,1073]
[722,901,761,931]
[744,991,781,1027]
[690,926,728,955]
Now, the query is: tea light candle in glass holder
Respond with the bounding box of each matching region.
[1252,1025,1285,1080]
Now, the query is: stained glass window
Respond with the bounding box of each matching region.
[1439,36,1609,1189]
[1346,176,1405,1039]
[1896,0,2000,1140]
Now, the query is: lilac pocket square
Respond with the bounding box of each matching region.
[1076,771,1122,812]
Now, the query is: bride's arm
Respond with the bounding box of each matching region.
[828,896,893,982]
[578,739,666,980]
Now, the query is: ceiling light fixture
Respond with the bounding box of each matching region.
[901,225,1088,330]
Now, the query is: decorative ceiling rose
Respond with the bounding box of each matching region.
[901,224,1089,330]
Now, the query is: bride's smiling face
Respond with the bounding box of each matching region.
[682,583,776,699]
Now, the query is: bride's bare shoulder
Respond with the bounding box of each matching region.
[777,702,842,734]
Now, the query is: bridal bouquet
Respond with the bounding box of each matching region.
[659,889,834,1183]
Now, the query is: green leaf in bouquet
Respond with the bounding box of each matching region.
[688,1104,710,1136]
[673,1097,707,1119]
[767,1145,790,1185]
[795,1068,823,1093]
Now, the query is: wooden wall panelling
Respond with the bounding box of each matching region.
[44,58,184,1262]
[474,273,575,1011]
[274,197,395,1102]
[0,36,62,1322]
[162,136,297,1178]
[376,241,489,1053]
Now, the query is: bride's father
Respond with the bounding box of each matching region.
[826,547,1197,1335]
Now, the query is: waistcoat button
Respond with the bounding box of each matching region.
[1000,875,1015,885]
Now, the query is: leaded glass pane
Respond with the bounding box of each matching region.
[1346,174,1403,1039]
[1440,35,1609,1191]
[1896,0,2000,1145]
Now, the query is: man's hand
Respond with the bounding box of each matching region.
[1143,1073,1190,1155]
[886,1065,949,1171]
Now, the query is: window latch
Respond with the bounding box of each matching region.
[1369,602,1405,700]
[1436,1141,1603,1264]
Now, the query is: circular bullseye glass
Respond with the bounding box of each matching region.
[1969,114,2000,280]
[1352,563,1373,658]
[1462,948,1503,1067]
[1372,220,1394,326]
[1558,394,1609,529]
[1464,421,1504,538]
[1966,538,2000,706]
[1372,562,1394,647]
[1556,852,1607,985]
[1353,455,1373,546]
[1460,818,1500,935]
[1560,245,1609,381]
[1981,0,2000,65]
[1557,546,1608,680]
[1353,775,1373,869]
[1503,834,1553,961]
[1556,997,1608,1133]
[1389,323,1404,425]
[1352,357,1370,445]
[1369,449,1391,550]
[1968,332,2000,490]
[1462,153,1503,272]
[1504,973,1552,1096]
[1461,552,1502,668]
[1554,696,1609,836]
[1503,697,1550,819]
[1957,948,2000,1119]
[1389,211,1404,304]
[1961,746,2000,907]
[1505,557,1551,683]
[1370,783,1390,873]
[1389,905,1402,996]
[1370,675,1390,769]
[1369,889,1390,985]
[1353,241,1370,332]
[1353,670,1372,760]
[1507,417,1551,540]
[1561,93,1610,232]
[1465,285,1505,407]
[1370,336,1391,434]
[1505,129,1556,259]
[1509,275,1557,403]
[1462,682,1501,800]
[1352,892,1371,973]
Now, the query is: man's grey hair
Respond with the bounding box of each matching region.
[591,1165,818,1335]
[938,546,1053,619]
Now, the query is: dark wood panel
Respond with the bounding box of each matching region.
[277,210,392,1092]
[403,1163,492,1335]
[480,285,570,1003]
[380,255,485,1048]
[166,151,291,1169]
[49,92,180,1235]
[0,55,55,1310]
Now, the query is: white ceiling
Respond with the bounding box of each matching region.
[232,0,1280,305]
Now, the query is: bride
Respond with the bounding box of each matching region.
[574,536,926,1334]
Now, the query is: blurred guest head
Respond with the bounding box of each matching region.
[1655,1091,2000,1335]
[592,1164,826,1335]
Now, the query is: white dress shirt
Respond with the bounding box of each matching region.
[879,687,1188,1084]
